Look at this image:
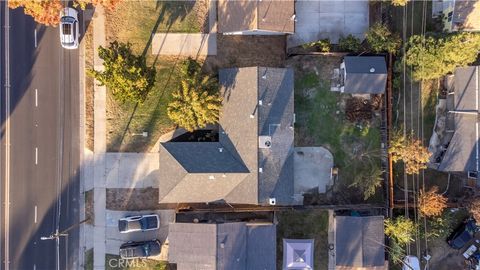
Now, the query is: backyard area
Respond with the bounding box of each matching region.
[276,209,329,269]
[102,0,208,152]
[288,55,384,203]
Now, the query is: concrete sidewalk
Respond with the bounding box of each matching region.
[91,5,108,270]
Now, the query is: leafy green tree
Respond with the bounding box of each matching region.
[366,23,402,54]
[167,78,222,132]
[350,164,383,200]
[423,210,456,239]
[338,34,362,52]
[388,239,406,264]
[406,32,480,80]
[385,216,416,245]
[88,41,156,103]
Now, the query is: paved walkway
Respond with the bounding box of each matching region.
[327,210,336,270]
[151,0,217,56]
[105,153,160,188]
[151,33,216,56]
[91,5,107,270]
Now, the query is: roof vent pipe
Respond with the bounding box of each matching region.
[370,68,375,73]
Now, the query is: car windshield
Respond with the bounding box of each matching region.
[61,16,75,23]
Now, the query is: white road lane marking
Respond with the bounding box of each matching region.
[35,89,38,107]
[34,206,37,223]
[35,147,38,165]
[34,29,37,48]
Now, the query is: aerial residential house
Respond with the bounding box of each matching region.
[433,0,480,32]
[432,66,480,178]
[217,0,295,35]
[158,67,297,205]
[283,239,314,270]
[167,222,276,270]
[331,56,388,95]
[335,216,387,270]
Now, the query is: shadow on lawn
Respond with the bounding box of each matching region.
[109,1,196,151]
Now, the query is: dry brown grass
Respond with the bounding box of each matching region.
[85,19,94,151]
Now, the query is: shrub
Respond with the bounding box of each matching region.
[338,35,362,52]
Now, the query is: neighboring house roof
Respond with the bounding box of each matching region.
[343,56,387,94]
[452,0,480,31]
[218,0,295,33]
[438,66,480,172]
[282,239,314,270]
[158,67,295,205]
[335,216,386,269]
[168,222,276,270]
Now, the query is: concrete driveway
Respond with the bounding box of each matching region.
[288,0,369,47]
[294,147,334,194]
[105,209,175,259]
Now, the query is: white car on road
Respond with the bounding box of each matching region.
[118,214,160,233]
[59,8,79,49]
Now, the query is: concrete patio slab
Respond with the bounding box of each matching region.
[294,147,334,194]
[288,0,369,47]
[151,33,217,56]
[105,153,160,189]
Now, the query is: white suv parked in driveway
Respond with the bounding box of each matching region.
[59,7,79,49]
[118,214,160,233]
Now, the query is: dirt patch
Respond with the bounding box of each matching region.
[85,20,94,151]
[85,189,94,225]
[106,188,162,211]
[204,35,286,72]
[428,239,465,270]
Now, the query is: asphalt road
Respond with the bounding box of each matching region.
[1,4,81,270]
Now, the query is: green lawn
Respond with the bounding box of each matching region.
[85,249,93,270]
[294,70,382,201]
[276,209,329,270]
[104,0,206,151]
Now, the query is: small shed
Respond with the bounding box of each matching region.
[282,239,314,270]
[335,216,386,269]
[337,56,387,94]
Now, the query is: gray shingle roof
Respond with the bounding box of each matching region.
[343,56,387,94]
[168,222,276,270]
[158,67,295,205]
[335,216,385,268]
[162,142,248,173]
[439,66,480,172]
[218,0,295,33]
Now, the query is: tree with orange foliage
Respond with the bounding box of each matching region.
[389,130,431,175]
[9,0,63,26]
[8,0,121,26]
[418,186,447,217]
[468,197,480,221]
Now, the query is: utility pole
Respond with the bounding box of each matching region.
[40,218,90,240]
